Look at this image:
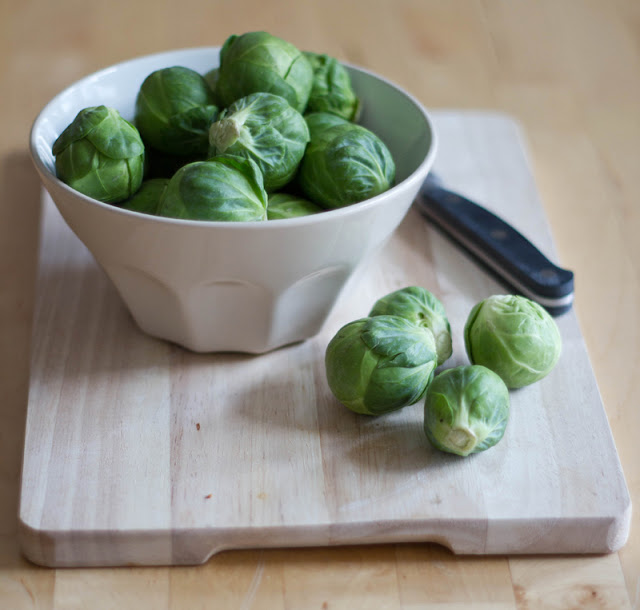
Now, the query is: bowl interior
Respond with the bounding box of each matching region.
[31,47,435,205]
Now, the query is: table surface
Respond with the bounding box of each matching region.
[1,1,638,608]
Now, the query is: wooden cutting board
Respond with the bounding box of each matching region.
[19,111,631,567]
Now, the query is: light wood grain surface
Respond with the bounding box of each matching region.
[1,0,638,608]
[18,112,632,568]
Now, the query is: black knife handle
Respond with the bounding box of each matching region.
[417,183,574,316]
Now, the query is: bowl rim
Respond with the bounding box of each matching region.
[29,46,438,230]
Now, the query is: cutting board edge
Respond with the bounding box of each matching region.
[19,503,632,568]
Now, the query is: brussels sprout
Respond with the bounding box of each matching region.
[423,365,510,457]
[208,92,310,191]
[122,178,169,215]
[267,193,323,220]
[304,111,349,136]
[304,52,361,121]
[203,67,219,93]
[369,286,452,366]
[464,294,562,389]
[134,66,219,156]
[325,315,438,416]
[297,116,395,208]
[156,156,267,222]
[52,105,145,204]
[215,31,313,113]
[203,67,221,103]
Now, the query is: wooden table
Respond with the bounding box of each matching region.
[1,1,638,607]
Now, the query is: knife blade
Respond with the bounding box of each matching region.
[416,173,575,316]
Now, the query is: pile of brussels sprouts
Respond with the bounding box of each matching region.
[325,289,562,457]
[52,31,397,221]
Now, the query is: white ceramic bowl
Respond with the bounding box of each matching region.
[30,47,437,353]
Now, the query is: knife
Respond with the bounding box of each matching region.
[416,173,575,316]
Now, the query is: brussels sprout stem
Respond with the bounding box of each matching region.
[210,118,242,153]
[446,427,477,456]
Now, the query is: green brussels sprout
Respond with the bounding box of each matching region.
[304,111,349,135]
[208,92,310,191]
[134,66,219,156]
[52,105,145,204]
[203,67,219,92]
[215,31,313,114]
[156,156,267,222]
[303,52,361,121]
[267,193,323,220]
[297,116,395,208]
[423,365,510,457]
[464,294,562,389]
[325,315,438,416]
[122,178,169,215]
[203,67,221,103]
[369,286,452,366]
